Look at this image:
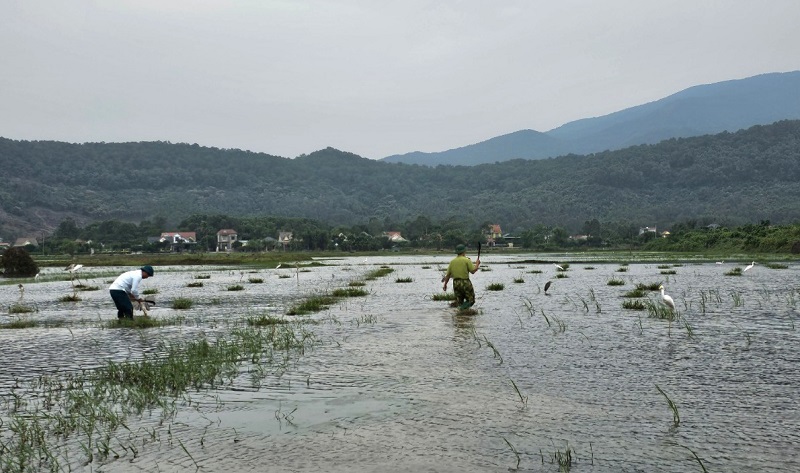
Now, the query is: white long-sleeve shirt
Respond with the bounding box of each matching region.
[109,269,145,299]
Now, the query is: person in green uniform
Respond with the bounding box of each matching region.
[442,244,481,310]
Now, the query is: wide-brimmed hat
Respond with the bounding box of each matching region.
[140,265,154,276]
[454,244,466,254]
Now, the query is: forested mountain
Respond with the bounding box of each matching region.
[2,120,800,240]
[383,71,800,166]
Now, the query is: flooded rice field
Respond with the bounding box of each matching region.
[1,255,799,472]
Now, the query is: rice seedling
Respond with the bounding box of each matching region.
[554,445,573,472]
[513,277,525,283]
[395,277,413,283]
[655,384,680,427]
[58,294,81,302]
[0,319,37,329]
[487,282,505,291]
[622,300,646,310]
[353,314,378,326]
[616,266,628,272]
[510,378,528,407]
[227,284,244,291]
[528,269,543,274]
[331,287,368,297]
[194,274,211,279]
[187,281,204,287]
[680,445,709,473]
[432,292,456,301]
[584,266,595,270]
[278,274,292,278]
[142,288,159,295]
[248,277,264,283]
[730,290,744,307]
[481,335,503,363]
[555,273,569,279]
[623,288,646,298]
[348,281,366,287]
[172,297,193,309]
[660,270,677,275]
[725,267,743,276]
[607,278,625,286]
[8,303,35,314]
[502,436,521,470]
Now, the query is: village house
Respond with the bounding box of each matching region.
[216,229,238,252]
[382,231,407,242]
[13,236,39,248]
[484,224,502,246]
[278,231,293,251]
[160,232,197,252]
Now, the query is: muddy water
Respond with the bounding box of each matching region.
[2,256,799,472]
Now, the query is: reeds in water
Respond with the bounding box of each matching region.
[607,278,625,286]
[187,281,204,287]
[622,300,646,310]
[395,277,413,283]
[172,297,193,309]
[432,293,456,301]
[487,283,505,291]
[655,384,680,427]
[8,303,35,314]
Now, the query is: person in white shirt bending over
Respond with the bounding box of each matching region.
[109,265,154,319]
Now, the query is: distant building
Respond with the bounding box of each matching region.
[217,229,238,252]
[278,231,293,251]
[639,226,657,235]
[383,231,407,242]
[485,224,503,246]
[13,236,39,248]
[160,232,197,252]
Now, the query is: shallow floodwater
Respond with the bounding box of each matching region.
[2,255,799,472]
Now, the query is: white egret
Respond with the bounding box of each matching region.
[64,263,84,286]
[554,264,564,271]
[276,263,282,269]
[34,273,40,280]
[744,261,755,272]
[715,261,724,265]
[659,285,675,310]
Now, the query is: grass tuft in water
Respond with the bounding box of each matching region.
[432,293,456,301]
[58,294,81,302]
[142,288,159,295]
[194,274,211,279]
[622,300,646,310]
[660,270,677,275]
[331,287,368,297]
[607,278,625,286]
[246,314,289,326]
[172,297,193,309]
[636,282,662,291]
[287,295,338,315]
[187,281,204,287]
[348,281,366,287]
[248,277,264,283]
[623,288,647,298]
[655,384,680,427]
[8,303,36,314]
[725,267,743,276]
[1,319,37,329]
[395,277,413,283]
[487,283,505,291]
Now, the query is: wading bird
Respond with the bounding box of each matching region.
[744,261,755,272]
[554,264,564,271]
[659,285,675,310]
[64,263,84,286]
[544,281,552,295]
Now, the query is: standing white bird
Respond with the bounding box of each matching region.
[744,261,755,272]
[554,264,564,271]
[34,272,40,280]
[64,263,83,272]
[276,263,282,269]
[715,261,724,265]
[659,285,675,310]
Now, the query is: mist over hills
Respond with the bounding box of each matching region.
[2,119,800,240]
[383,71,800,166]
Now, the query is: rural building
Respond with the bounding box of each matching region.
[217,229,238,252]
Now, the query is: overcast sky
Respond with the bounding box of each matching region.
[2,1,799,160]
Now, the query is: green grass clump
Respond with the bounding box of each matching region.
[487,283,505,291]
[227,284,244,291]
[646,300,677,320]
[365,267,394,280]
[660,270,677,275]
[616,267,628,272]
[246,315,289,326]
[513,277,525,283]
[556,273,569,279]
[528,269,543,274]
[725,267,743,276]
[432,293,456,301]
[194,274,211,279]
[607,278,625,286]
[248,277,264,283]
[331,287,369,297]
[142,288,159,295]
[764,262,788,269]
[584,266,595,270]
[8,303,36,314]
[58,294,81,302]
[278,274,292,279]
[624,288,647,298]
[657,265,671,269]
[187,281,204,287]
[348,281,366,287]
[1,319,37,329]
[622,300,646,310]
[172,297,193,309]
[287,295,338,315]
[395,277,413,283]
[636,282,662,291]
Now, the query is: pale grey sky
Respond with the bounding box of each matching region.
[2,1,798,159]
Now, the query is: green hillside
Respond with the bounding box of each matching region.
[1,120,799,239]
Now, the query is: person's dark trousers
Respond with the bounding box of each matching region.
[110,290,134,319]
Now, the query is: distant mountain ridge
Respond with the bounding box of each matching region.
[382,71,800,166]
